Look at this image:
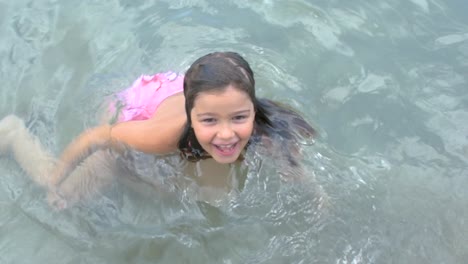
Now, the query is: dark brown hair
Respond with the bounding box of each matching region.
[177,51,315,165]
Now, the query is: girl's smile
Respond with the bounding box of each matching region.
[190,85,255,163]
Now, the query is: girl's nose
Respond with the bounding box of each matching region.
[217,124,235,139]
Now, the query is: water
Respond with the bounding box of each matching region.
[1,0,467,263]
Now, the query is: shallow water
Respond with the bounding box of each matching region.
[1,0,468,263]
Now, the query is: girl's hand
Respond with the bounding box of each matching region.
[47,190,68,211]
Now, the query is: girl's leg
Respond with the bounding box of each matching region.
[1,115,119,210]
[0,115,57,188]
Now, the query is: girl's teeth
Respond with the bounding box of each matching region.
[216,144,235,150]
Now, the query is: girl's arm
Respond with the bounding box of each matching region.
[51,124,112,186]
[52,116,185,186]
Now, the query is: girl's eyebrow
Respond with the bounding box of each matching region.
[196,109,251,117]
[232,110,251,115]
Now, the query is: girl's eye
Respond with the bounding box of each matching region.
[201,118,216,124]
[233,115,248,121]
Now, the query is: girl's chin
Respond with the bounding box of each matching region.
[212,156,239,164]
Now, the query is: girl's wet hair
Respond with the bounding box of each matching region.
[178,52,270,160]
[178,51,315,165]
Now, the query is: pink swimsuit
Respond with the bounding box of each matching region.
[108,71,184,123]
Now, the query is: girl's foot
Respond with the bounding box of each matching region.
[0,115,25,154]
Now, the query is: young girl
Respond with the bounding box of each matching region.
[0,52,315,209]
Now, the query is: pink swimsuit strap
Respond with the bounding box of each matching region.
[114,71,184,122]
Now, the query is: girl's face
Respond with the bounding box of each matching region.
[190,85,255,164]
